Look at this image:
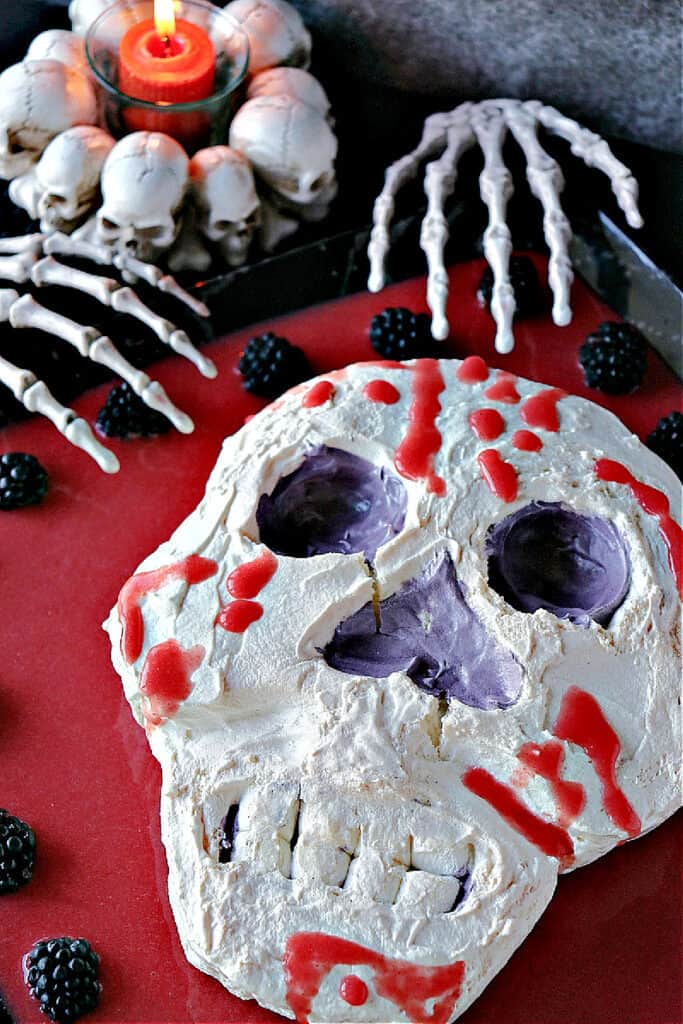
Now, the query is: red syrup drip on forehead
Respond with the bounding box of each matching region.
[477,448,518,502]
[284,932,465,1024]
[226,550,278,599]
[520,388,567,432]
[216,599,263,633]
[595,458,682,598]
[516,740,587,829]
[512,429,543,452]
[469,408,505,441]
[139,639,204,729]
[463,767,574,865]
[302,380,335,408]
[339,975,369,1007]
[457,355,489,383]
[117,555,218,665]
[363,379,401,404]
[394,358,446,496]
[484,370,521,404]
[554,686,641,838]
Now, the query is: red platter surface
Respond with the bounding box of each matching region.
[1,256,681,1024]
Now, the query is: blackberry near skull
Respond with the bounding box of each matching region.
[24,938,101,1023]
[369,307,435,359]
[647,411,683,480]
[477,255,545,318]
[239,332,311,398]
[0,453,48,510]
[96,382,172,439]
[0,808,36,894]
[579,321,647,394]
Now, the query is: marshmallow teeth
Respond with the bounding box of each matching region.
[105,358,682,1022]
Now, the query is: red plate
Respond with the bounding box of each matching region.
[1,256,681,1023]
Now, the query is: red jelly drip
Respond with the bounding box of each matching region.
[517,739,587,828]
[139,639,204,729]
[512,429,543,452]
[363,379,401,404]
[118,555,218,665]
[595,458,682,597]
[469,408,505,441]
[521,388,567,432]
[457,355,489,384]
[484,370,520,404]
[302,380,335,408]
[216,599,263,633]
[554,686,641,838]
[463,766,574,864]
[284,932,465,1024]
[477,449,518,502]
[339,975,369,1007]
[394,359,446,496]
[226,551,278,599]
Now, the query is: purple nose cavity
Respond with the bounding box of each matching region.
[486,502,631,626]
[324,552,523,710]
[256,446,407,560]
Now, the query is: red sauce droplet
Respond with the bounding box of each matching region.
[457,355,489,384]
[363,379,401,404]
[366,359,410,371]
[512,429,543,452]
[595,458,682,598]
[477,449,518,502]
[284,932,465,1024]
[227,551,278,599]
[394,359,446,496]
[139,639,204,729]
[554,687,641,838]
[463,766,574,865]
[517,740,587,828]
[302,380,335,408]
[484,370,520,404]
[216,599,263,633]
[521,388,567,432]
[339,975,368,1007]
[469,408,505,441]
[118,555,218,665]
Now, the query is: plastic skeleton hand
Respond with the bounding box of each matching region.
[367,99,643,354]
[0,232,214,473]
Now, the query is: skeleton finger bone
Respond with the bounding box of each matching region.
[0,234,46,255]
[113,254,211,321]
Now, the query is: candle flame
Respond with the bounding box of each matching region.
[154,0,176,39]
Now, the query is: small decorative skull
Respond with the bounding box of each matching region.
[222,0,312,74]
[189,146,261,267]
[96,131,190,262]
[0,60,97,180]
[26,30,90,77]
[247,67,332,123]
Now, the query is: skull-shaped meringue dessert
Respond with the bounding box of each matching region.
[0,60,97,180]
[10,126,115,233]
[189,146,260,267]
[222,0,311,74]
[247,67,332,123]
[26,30,90,76]
[96,131,189,262]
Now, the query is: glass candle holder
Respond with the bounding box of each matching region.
[86,0,250,154]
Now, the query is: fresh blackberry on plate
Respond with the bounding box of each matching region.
[647,411,683,480]
[0,809,36,894]
[0,991,13,1024]
[25,938,101,1023]
[96,382,172,439]
[0,453,48,510]
[369,307,435,359]
[579,321,647,394]
[239,332,311,398]
[477,255,545,318]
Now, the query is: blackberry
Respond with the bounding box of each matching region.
[238,332,311,398]
[647,411,683,480]
[0,453,48,510]
[95,382,172,439]
[0,809,36,894]
[477,255,545,318]
[369,307,435,360]
[0,991,13,1024]
[579,321,647,394]
[25,938,101,1023]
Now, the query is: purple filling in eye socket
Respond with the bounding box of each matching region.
[218,805,239,864]
[486,502,631,626]
[324,552,522,710]
[256,446,407,560]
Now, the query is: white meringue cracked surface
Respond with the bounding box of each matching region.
[104,356,682,1023]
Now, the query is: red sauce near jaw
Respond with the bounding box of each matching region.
[595,458,682,598]
[117,554,218,664]
[226,551,278,599]
[363,379,401,404]
[521,388,567,432]
[339,975,368,1007]
[302,380,335,408]
[484,371,520,404]
[477,448,518,502]
[469,408,505,441]
[516,740,586,828]
[139,639,204,729]
[512,429,543,452]
[284,932,465,1024]
[394,359,446,496]
[457,355,489,384]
